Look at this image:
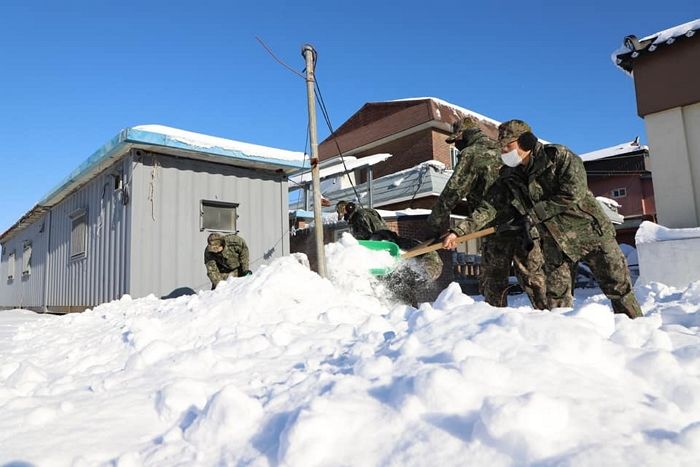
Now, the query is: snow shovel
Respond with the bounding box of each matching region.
[359,226,496,276]
[357,240,401,276]
[400,227,496,260]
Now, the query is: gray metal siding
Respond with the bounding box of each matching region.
[0,215,49,308]
[129,151,289,298]
[45,158,131,308]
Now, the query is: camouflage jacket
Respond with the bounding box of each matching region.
[454,142,614,262]
[204,233,250,286]
[347,207,388,240]
[426,129,504,234]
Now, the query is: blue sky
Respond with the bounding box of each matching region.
[0,0,697,232]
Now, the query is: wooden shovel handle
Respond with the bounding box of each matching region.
[400,227,496,260]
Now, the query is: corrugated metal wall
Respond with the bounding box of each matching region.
[45,158,131,309]
[128,150,289,298]
[0,215,49,309]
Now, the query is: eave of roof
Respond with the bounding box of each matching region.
[612,19,700,73]
[579,140,649,162]
[1,126,307,243]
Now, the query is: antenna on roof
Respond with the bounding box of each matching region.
[632,136,640,146]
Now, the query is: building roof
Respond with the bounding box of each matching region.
[1,125,307,243]
[613,18,700,73]
[292,153,393,185]
[579,138,649,162]
[318,97,501,160]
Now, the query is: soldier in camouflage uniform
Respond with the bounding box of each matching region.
[336,200,443,282]
[336,201,388,240]
[428,117,547,309]
[446,120,642,318]
[204,232,251,289]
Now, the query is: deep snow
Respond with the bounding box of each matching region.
[2,236,700,466]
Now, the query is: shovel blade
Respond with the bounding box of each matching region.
[357,240,400,276]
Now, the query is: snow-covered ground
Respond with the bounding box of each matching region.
[2,236,700,466]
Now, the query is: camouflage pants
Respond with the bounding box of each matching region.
[544,234,643,318]
[479,234,547,309]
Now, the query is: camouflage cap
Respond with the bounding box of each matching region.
[445,116,479,143]
[498,119,532,147]
[336,200,348,218]
[207,232,225,251]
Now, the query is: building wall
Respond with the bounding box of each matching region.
[129,151,289,298]
[632,37,700,117]
[587,174,646,217]
[644,102,700,228]
[45,158,131,311]
[353,128,438,181]
[0,214,49,309]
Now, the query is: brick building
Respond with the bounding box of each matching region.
[580,139,657,245]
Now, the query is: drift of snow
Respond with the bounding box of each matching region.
[636,221,700,244]
[2,239,700,466]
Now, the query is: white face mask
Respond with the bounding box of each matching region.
[500,149,522,167]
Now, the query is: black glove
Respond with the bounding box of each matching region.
[243,270,253,276]
[497,217,534,252]
[496,216,530,233]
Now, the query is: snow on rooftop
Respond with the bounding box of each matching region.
[596,196,622,209]
[642,18,700,45]
[293,153,393,184]
[134,124,306,163]
[579,139,648,162]
[612,19,700,72]
[636,220,700,244]
[391,97,502,126]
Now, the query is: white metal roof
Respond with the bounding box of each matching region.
[579,139,648,162]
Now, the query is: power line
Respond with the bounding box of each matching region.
[314,75,364,208]
[255,37,306,79]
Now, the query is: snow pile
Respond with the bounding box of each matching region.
[3,250,700,465]
[636,221,700,244]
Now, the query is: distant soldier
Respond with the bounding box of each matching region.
[336,200,442,303]
[429,116,547,309]
[336,200,388,240]
[204,232,251,289]
[445,119,642,318]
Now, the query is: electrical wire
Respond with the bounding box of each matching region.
[314,75,364,207]
[255,37,306,80]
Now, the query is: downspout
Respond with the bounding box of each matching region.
[367,166,374,209]
[42,209,52,313]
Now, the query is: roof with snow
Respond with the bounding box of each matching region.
[613,19,700,73]
[1,125,307,243]
[579,139,649,162]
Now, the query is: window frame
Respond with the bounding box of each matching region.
[22,241,32,276]
[611,187,627,199]
[449,146,460,169]
[69,208,88,260]
[200,200,239,232]
[8,250,15,280]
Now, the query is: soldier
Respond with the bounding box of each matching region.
[336,200,388,240]
[429,116,547,309]
[204,232,251,289]
[445,119,642,318]
[336,200,443,303]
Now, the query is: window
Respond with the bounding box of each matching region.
[449,146,460,169]
[8,251,15,280]
[201,201,238,232]
[22,241,31,276]
[611,187,627,198]
[70,209,88,258]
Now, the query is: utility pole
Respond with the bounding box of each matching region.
[302,44,326,277]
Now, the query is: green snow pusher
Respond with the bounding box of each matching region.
[357,240,401,276]
[358,227,498,277]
